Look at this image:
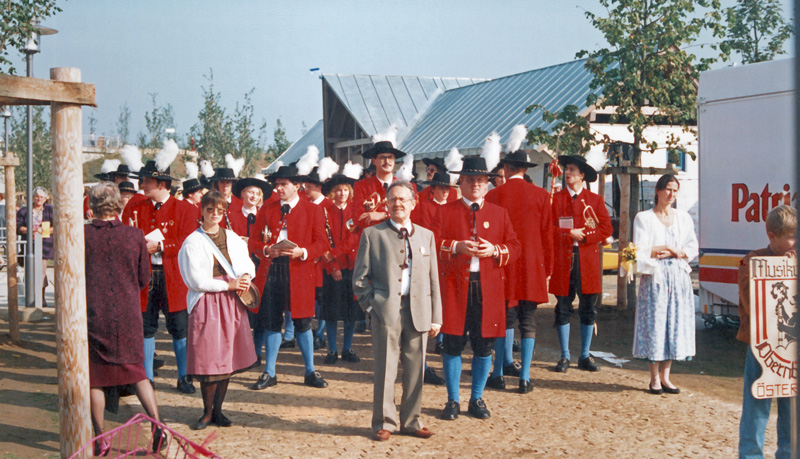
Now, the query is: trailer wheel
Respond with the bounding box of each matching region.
[704,315,716,330]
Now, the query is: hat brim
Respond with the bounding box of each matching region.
[363,146,406,159]
[207,175,239,182]
[321,175,356,196]
[453,169,498,178]
[500,158,538,168]
[420,180,456,187]
[422,158,447,170]
[233,178,273,199]
[557,155,598,183]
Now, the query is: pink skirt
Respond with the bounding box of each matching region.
[187,282,257,377]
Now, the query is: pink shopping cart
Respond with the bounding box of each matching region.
[69,413,223,458]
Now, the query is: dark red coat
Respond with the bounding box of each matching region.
[486,177,553,304]
[410,194,443,239]
[311,197,332,288]
[121,196,200,312]
[249,198,327,318]
[121,193,148,222]
[321,200,360,273]
[353,175,396,228]
[437,199,520,338]
[228,206,259,238]
[549,188,612,296]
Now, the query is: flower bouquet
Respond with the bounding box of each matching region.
[619,242,638,283]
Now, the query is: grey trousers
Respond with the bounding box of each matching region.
[370,296,427,433]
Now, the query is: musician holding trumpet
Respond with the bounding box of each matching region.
[550,155,612,374]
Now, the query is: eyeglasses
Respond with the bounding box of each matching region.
[204,207,225,215]
[387,197,414,204]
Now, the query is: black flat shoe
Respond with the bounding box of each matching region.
[486,375,506,390]
[176,375,196,394]
[441,400,460,420]
[424,367,445,385]
[211,412,232,427]
[191,418,210,431]
[342,349,360,363]
[250,372,278,390]
[152,426,168,452]
[554,358,570,373]
[467,398,491,419]
[519,379,533,394]
[662,384,680,394]
[304,371,329,388]
[648,384,663,395]
[577,356,599,372]
[503,361,522,377]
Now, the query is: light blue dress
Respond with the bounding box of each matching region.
[631,209,698,362]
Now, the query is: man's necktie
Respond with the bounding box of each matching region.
[470,203,479,241]
[154,202,162,210]
[383,183,388,193]
[399,227,411,269]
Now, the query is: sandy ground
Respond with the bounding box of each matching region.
[0,274,786,458]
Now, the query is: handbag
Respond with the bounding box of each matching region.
[197,229,260,312]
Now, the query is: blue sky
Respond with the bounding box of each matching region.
[13,0,794,149]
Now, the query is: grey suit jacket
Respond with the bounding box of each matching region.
[353,220,442,333]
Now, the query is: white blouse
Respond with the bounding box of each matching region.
[632,209,698,275]
[178,229,256,313]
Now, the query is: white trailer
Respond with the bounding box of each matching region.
[697,58,795,328]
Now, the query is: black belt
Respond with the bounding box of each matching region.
[469,272,480,281]
[151,265,164,271]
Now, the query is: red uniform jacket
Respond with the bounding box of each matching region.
[321,200,360,273]
[249,198,327,318]
[120,193,148,222]
[410,194,443,240]
[486,177,553,304]
[353,175,395,229]
[228,206,259,238]
[549,188,613,296]
[121,196,200,312]
[437,199,520,338]
[311,197,332,288]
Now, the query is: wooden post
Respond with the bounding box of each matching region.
[50,67,91,458]
[617,173,630,310]
[598,172,607,283]
[3,152,19,342]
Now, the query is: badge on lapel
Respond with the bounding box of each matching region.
[419,246,425,255]
[483,221,490,229]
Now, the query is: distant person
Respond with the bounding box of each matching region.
[178,190,257,430]
[353,181,442,441]
[84,183,165,455]
[737,205,796,458]
[17,187,54,304]
[631,174,698,394]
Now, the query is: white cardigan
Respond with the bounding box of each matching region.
[632,209,698,275]
[178,229,256,314]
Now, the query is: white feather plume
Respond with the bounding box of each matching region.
[200,160,215,177]
[396,153,414,182]
[254,173,267,181]
[225,154,244,177]
[317,157,340,183]
[155,139,179,172]
[119,145,144,172]
[296,146,320,176]
[506,124,528,153]
[184,162,199,180]
[342,161,363,180]
[101,159,121,174]
[445,148,463,183]
[480,132,501,171]
[371,124,398,145]
[585,150,608,172]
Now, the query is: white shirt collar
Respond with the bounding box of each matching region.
[462,196,484,207]
[378,177,392,189]
[568,186,584,198]
[312,195,325,205]
[388,218,412,233]
[280,195,300,209]
[242,205,258,216]
[508,175,524,181]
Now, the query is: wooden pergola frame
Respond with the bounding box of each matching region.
[2,69,96,458]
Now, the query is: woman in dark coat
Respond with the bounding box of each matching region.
[17,186,55,303]
[85,183,165,454]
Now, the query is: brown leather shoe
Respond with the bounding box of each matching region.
[373,429,391,441]
[402,427,434,439]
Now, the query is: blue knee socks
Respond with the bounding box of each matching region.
[442,353,462,403]
[264,331,282,377]
[470,355,492,401]
[296,329,315,375]
[342,321,355,351]
[253,329,265,357]
[557,324,571,360]
[580,323,594,360]
[504,328,514,366]
[172,338,187,379]
[325,321,338,352]
[491,337,505,378]
[283,311,294,341]
[520,338,535,382]
[143,337,155,381]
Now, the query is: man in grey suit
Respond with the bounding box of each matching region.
[353,181,443,442]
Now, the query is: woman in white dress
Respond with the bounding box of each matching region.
[632,175,698,395]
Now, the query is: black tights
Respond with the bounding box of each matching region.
[198,378,230,422]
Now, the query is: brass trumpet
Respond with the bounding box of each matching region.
[129,210,138,228]
[363,191,385,212]
[581,199,599,229]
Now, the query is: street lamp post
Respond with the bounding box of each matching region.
[22,19,57,308]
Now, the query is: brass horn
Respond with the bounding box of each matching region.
[581,199,599,229]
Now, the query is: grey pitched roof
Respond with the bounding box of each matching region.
[399,59,599,158]
[322,74,489,137]
[265,119,324,172]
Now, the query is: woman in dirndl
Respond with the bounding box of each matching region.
[85,183,165,455]
[320,174,364,364]
[178,190,257,430]
[632,174,698,395]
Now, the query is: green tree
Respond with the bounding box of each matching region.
[266,118,291,160]
[232,89,268,176]
[0,1,62,75]
[722,0,793,64]
[9,106,51,192]
[138,93,176,149]
[190,71,235,165]
[117,102,131,144]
